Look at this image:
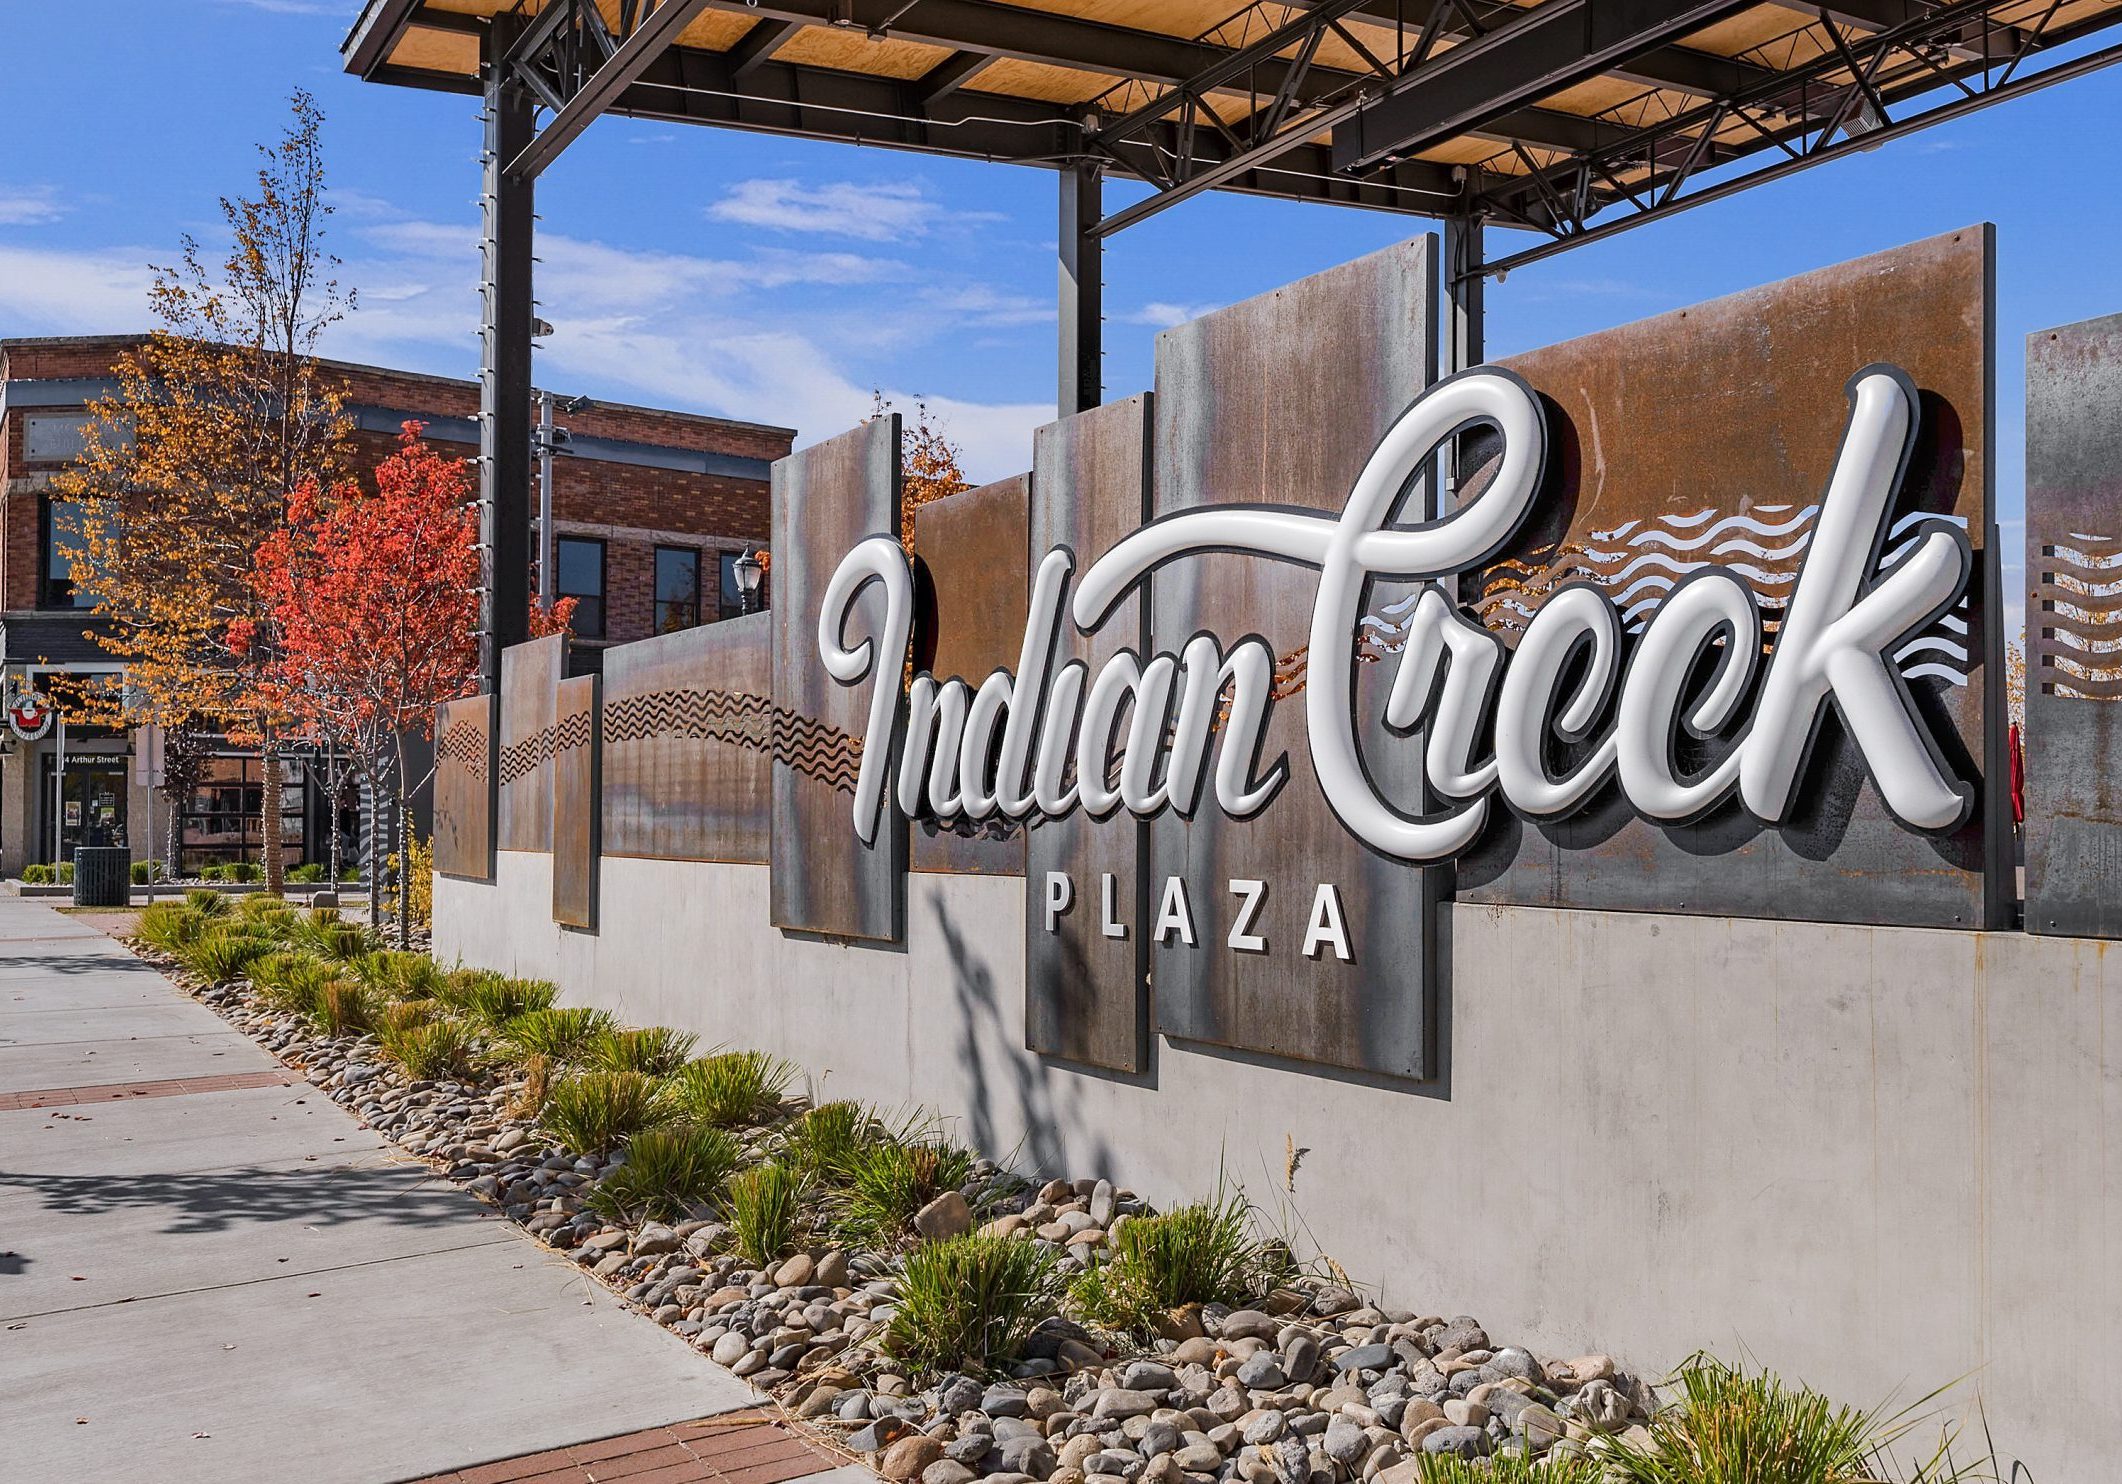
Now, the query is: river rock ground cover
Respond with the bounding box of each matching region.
[126,892,1994,1484]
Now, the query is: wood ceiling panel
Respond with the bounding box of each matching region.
[393,24,481,73]
[774,24,953,79]
[674,11,769,50]
[971,56,1129,104]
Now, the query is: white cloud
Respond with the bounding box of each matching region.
[0,242,155,329]
[1118,300,1220,329]
[215,0,347,14]
[704,178,997,244]
[0,187,65,226]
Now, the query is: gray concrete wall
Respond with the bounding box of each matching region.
[439,854,2121,1482]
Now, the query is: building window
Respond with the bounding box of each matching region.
[655,546,700,633]
[41,498,94,609]
[557,537,606,638]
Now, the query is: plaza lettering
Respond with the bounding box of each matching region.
[817,363,1975,864]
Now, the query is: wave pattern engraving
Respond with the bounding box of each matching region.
[498,725,557,787]
[435,718,489,783]
[770,707,865,796]
[2037,532,2122,700]
[604,688,773,751]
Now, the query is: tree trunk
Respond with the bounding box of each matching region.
[260,734,285,896]
[165,789,180,885]
[364,768,382,930]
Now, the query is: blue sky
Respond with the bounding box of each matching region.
[4,0,2120,632]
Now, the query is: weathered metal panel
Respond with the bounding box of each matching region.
[1459,225,2004,930]
[912,473,1031,876]
[770,418,906,942]
[552,673,600,929]
[498,633,567,853]
[2024,310,2122,939]
[600,613,772,866]
[432,693,496,881]
[1150,235,1442,1081]
[1025,398,1152,1073]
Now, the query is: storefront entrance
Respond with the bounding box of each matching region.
[40,754,128,861]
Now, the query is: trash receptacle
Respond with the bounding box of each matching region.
[73,846,131,908]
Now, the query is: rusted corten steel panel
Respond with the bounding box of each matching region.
[913,473,1031,876]
[1150,237,1444,1082]
[1025,398,1153,1074]
[600,613,772,866]
[2025,311,2122,939]
[1460,225,2005,929]
[432,693,496,881]
[770,418,906,942]
[498,634,567,853]
[552,673,601,929]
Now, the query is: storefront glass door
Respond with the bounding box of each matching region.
[41,755,128,862]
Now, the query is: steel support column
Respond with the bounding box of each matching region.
[1058,161,1103,416]
[1444,209,1485,375]
[480,16,535,696]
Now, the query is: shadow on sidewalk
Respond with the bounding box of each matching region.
[0,1161,489,1237]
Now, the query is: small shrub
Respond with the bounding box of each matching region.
[287,862,325,883]
[588,1124,747,1224]
[433,965,505,1010]
[508,1052,554,1120]
[377,1018,481,1081]
[1415,1453,1605,1484]
[588,1026,697,1077]
[1604,1356,1986,1484]
[670,1049,798,1128]
[538,1070,673,1154]
[201,864,228,882]
[459,975,557,1027]
[726,1162,807,1267]
[836,1136,977,1247]
[185,888,229,916]
[137,902,206,953]
[494,1006,616,1064]
[21,864,52,885]
[237,891,291,920]
[131,859,166,884]
[252,952,339,1018]
[183,930,275,984]
[779,1100,879,1181]
[55,862,73,885]
[292,917,376,962]
[375,999,438,1037]
[885,1232,1062,1375]
[311,981,377,1037]
[383,953,447,1001]
[1071,1194,1285,1333]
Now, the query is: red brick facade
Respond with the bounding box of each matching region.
[0,335,793,648]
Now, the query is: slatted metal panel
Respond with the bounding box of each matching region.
[432,693,496,881]
[2024,310,2122,939]
[912,472,1031,877]
[1020,396,1152,1074]
[600,613,773,865]
[552,672,601,929]
[498,634,567,853]
[770,418,907,941]
[1148,236,1442,1081]
[1459,225,2004,929]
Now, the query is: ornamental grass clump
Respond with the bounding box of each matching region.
[459,975,558,1027]
[251,952,339,1018]
[377,1018,481,1082]
[884,1231,1063,1376]
[835,1135,977,1248]
[137,901,205,954]
[587,1124,748,1224]
[588,1026,697,1077]
[375,999,438,1037]
[669,1049,798,1128]
[1604,1356,1986,1484]
[311,981,377,1038]
[286,907,374,962]
[494,1006,617,1064]
[726,1161,807,1266]
[185,888,230,916]
[1414,1453,1606,1484]
[777,1100,880,1182]
[183,928,277,984]
[537,1069,674,1154]
[1072,1193,1286,1334]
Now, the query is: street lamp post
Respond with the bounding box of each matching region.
[733,546,764,615]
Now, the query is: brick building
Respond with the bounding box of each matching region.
[0,334,792,877]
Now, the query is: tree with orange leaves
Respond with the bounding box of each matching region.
[56,91,352,893]
[873,393,971,555]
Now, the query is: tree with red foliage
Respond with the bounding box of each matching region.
[249,425,494,938]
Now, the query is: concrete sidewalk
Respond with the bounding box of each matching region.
[0,896,772,1484]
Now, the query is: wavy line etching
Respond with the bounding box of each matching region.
[2036,532,2122,701]
[435,718,489,783]
[498,724,557,787]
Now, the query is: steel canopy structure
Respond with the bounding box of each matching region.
[338,0,2122,686]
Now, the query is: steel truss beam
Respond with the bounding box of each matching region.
[1471,0,2122,276]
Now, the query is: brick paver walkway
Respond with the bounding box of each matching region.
[411,1411,852,1484]
[0,1067,301,1111]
